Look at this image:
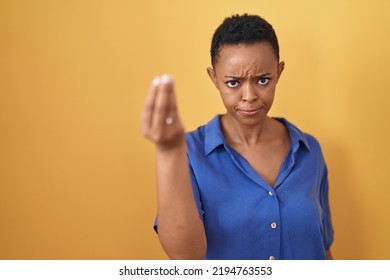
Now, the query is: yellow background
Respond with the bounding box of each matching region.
[1,0,389,259]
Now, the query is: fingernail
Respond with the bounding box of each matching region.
[152,76,161,86]
[161,74,173,84]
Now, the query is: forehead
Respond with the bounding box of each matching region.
[215,43,278,74]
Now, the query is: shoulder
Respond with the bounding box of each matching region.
[186,116,219,153]
[280,119,329,179]
[185,122,207,149]
[185,115,224,157]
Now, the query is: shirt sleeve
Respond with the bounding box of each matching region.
[320,165,334,250]
[188,164,205,221]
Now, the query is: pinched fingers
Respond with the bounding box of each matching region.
[140,74,184,147]
[140,76,160,137]
[152,75,176,127]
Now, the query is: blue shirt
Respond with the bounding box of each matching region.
[184,115,333,260]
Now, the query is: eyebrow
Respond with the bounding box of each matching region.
[224,73,272,79]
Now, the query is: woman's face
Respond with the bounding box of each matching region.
[208,42,284,127]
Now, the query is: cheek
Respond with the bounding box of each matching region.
[218,91,239,110]
[259,85,277,102]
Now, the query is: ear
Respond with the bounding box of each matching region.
[207,67,219,89]
[277,61,285,81]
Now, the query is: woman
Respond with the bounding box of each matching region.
[141,14,334,260]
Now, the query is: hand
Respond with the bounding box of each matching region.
[141,75,185,150]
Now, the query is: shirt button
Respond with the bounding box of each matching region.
[268,191,273,196]
[271,222,277,229]
[269,256,276,260]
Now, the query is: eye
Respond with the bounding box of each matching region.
[226,80,240,88]
[258,78,270,85]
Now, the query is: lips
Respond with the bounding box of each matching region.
[237,107,262,116]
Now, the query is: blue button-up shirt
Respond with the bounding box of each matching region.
[184,115,333,260]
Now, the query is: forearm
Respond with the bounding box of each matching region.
[155,141,207,259]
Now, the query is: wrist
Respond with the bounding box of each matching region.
[156,137,186,154]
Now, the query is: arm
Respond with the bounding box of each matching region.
[141,75,207,259]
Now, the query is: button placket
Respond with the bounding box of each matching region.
[266,188,280,261]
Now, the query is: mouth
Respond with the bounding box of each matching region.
[237,107,263,116]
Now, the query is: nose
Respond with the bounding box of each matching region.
[241,83,258,102]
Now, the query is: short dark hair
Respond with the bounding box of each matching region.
[210,14,280,66]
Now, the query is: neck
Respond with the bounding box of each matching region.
[221,114,271,146]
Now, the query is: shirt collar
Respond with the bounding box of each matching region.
[204,115,225,156]
[204,115,311,156]
[274,117,311,153]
